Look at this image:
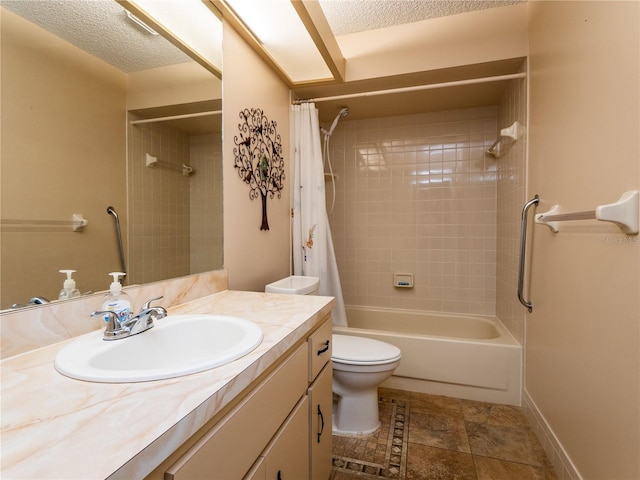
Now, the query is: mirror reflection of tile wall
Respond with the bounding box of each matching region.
[190,133,223,273]
[128,119,222,285]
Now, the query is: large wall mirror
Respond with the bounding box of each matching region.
[0,0,223,310]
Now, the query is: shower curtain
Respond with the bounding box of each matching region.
[291,103,347,327]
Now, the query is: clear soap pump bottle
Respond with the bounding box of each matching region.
[58,269,81,300]
[101,272,131,324]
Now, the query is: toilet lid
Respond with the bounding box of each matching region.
[332,334,401,365]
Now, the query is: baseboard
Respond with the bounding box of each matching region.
[522,388,583,480]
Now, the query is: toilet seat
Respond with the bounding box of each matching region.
[332,334,401,366]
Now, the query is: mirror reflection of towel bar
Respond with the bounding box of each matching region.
[1,214,87,232]
[145,154,194,176]
[106,206,126,281]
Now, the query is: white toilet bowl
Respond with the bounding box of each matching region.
[331,334,401,436]
[265,276,402,436]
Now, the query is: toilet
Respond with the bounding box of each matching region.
[331,334,401,435]
[264,275,320,295]
[265,275,402,436]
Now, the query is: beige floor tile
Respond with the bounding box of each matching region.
[410,391,463,416]
[380,387,412,403]
[466,422,546,466]
[331,388,557,479]
[461,400,529,428]
[406,443,477,479]
[474,456,557,480]
[408,410,471,453]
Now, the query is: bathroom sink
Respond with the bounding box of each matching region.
[54,314,263,383]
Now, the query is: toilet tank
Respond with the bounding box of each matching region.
[265,275,320,295]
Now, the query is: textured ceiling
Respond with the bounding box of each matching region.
[2,0,526,72]
[318,0,524,36]
[1,0,192,73]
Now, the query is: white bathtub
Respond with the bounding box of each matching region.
[333,306,522,406]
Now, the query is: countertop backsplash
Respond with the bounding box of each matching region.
[0,269,229,359]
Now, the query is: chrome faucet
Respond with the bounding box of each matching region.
[92,296,167,340]
[10,296,51,309]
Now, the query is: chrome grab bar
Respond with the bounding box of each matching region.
[106,206,126,281]
[518,195,539,312]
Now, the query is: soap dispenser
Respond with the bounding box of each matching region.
[101,272,131,324]
[58,269,81,300]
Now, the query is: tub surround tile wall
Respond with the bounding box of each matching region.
[495,70,528,345]
[0,270,229,359]
[327,107,498,316]
[0,289,334,479]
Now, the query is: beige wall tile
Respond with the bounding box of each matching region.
[327,106,499,315]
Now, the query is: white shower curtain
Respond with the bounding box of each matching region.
[291,103,347,327]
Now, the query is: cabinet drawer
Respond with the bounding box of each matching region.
[166,343,308,480]
[308,318,332,382]
[262,396,309,480]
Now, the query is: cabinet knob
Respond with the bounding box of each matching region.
[317,340,330,356]
[317,404,325,443]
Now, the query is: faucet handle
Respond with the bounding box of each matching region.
[92,310,120,326]
[91,311,130,340]
[141,295,164,311]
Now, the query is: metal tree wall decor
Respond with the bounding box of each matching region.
[233,108,285,231]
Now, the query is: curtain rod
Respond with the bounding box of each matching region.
[130,110,222,125]
[293,72,526,104]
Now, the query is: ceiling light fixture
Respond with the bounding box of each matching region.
[123,0,223,78]
[219,0,339,84]
[125,10,158,35]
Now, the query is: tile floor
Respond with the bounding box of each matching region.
[330,388,558,480]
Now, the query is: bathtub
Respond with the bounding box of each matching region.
[333,306,522,406]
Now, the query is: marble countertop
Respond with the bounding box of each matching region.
[1,290,334,480]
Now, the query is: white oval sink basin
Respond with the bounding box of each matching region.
[55,314,263,383]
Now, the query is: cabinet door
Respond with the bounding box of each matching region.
[166,344,308,480]
[243,458,265,480]
[308,318,332,382]
[263,396,309,480]
[308,363,333,480]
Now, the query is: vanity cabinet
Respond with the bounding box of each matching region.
[308,319,332,380]
[244,396,310,480]
[307,318,333,480]
[309,363,333,480]
[160,317,333,480]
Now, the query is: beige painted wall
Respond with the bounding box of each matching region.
[527,2,639,478]
[338,3,528,82]
[1,9,127,308]
[222,22,291,291]
[127,62,221,111]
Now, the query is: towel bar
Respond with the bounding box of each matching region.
[535,191,638,235]
[518,195,539,312]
